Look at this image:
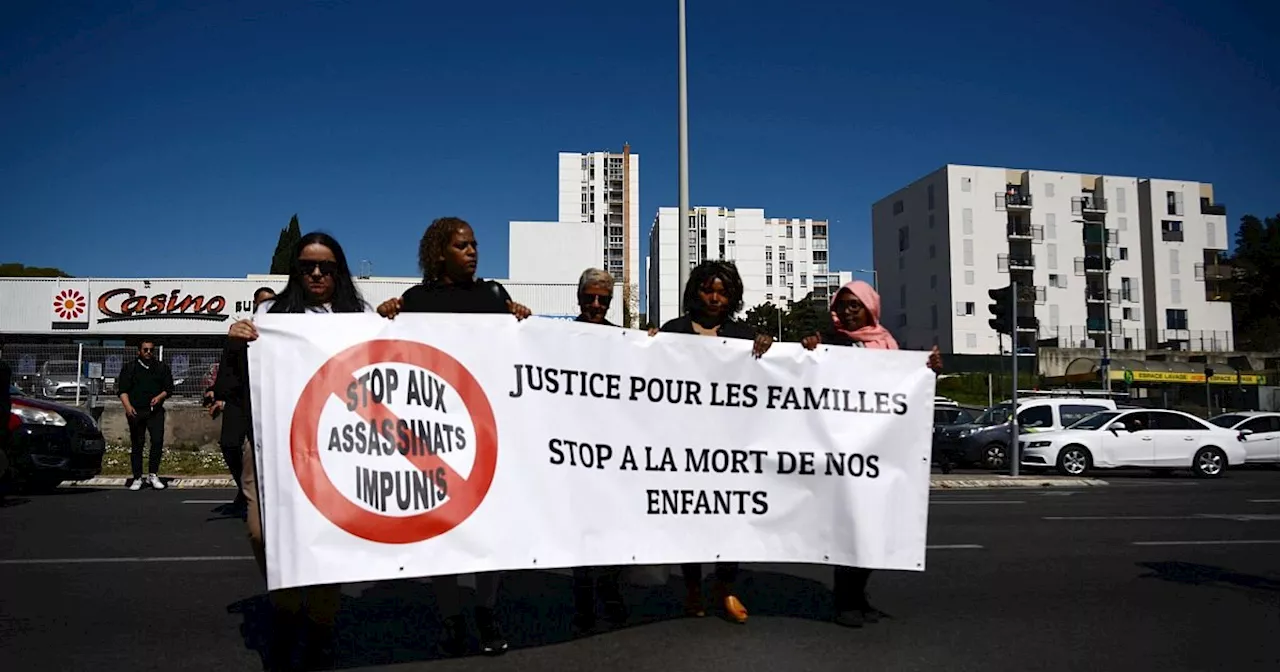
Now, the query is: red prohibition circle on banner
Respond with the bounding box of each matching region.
[290,339,498,544]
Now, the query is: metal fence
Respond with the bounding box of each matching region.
[2,343,221,403]
[1034,327,1234,352]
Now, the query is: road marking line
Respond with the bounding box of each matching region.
[1131,540,1280,547]
[182,500,234,504]
[931,496,1018,501]
[925,544,984,550]
[0,556,254,566]
[1249,499,1280,503]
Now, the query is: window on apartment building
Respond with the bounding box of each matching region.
[1115,187,1127,213]
[766,293,773,301]
[966,333,978,348]
[927,184,935,210]
[786,225,793,238]
[1049,304,1060,328]
[1166,190,1183,216]
[1045,183,1055,198]
[1171,278,1182,304]
[930,305,938,329]
[800,274,807,287]
[799,226,806,239]
[779,247,786,260]
[961,177,972,192]
[766,276,773,287]
[963,239,974,266]
[1047,243,1058,270]
[1046,213,1057,239]
[954,301,974,316]
[965,270,975,285]
[1118,247,1129,261]
[765,246,772,260]
[765,263,773,275]
[787,262,794,273]
[1207,220,1218,248]
[893,200,904,215]
[813,224,827,237]
[929,244,936,259]
[1166,309,1188,330]
[1162,220,1183,242]
[1117,216,1128,231]
[1169,248,1180,274]
[1122,307,1134,321]
[898,226,910,252]
[963,208,973,235]
[1049,273,1066,289]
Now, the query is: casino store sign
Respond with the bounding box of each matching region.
[47,281,265,334]
[97,287,229,323]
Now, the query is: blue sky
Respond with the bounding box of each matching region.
[3,0,1276,300]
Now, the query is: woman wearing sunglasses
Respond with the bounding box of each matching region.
[375,217,529,657]
[800,279,941,629]
[226,231,372,670]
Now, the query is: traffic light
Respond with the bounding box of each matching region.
[988,285,1012,334]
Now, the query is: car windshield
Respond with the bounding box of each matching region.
[45,362,78,376]
[1208,414,1247,429]
[1067,411,1120,430]
[9,384,23,397]
[974,405,1011,426]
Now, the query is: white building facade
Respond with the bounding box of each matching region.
[556,147,641,323]
[646,207,843,326]
[871,164,1233,354]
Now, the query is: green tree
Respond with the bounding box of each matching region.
[1228,213,1280,350]
[0,263,71,277]
[744,302,785,340]
[270,214,303,274]
[783,294,830,342]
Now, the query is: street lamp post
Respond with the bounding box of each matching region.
[677,0,692,296]
[854,268,878,292]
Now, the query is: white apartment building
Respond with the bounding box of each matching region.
[645,206,845,326]
[871,164,1233,354]
[557,146,641,319]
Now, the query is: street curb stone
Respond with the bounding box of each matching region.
[63,475,1109,489]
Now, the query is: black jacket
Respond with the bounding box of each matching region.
[117,359,174,408]
[401,279,512,315]
[659,315,758,340]
[212,343,250,409]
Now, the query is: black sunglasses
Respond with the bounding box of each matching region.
[299,260,340,277]
[579,293,612,307]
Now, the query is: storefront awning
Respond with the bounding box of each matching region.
[1060,357,1266,386]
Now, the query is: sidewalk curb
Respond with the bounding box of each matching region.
[64,475,1109,490]
[930,476,1108,489]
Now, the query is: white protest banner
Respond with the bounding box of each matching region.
[248,314,935,591]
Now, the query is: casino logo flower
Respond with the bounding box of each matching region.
[53,289,87,321]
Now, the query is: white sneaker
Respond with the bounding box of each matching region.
[129,478,143,491]
[147,474,166,490]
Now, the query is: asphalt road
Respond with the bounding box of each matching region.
[2,470,1279,672]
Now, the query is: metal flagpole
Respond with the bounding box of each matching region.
[677,0,692,297]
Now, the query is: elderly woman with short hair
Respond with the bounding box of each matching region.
[575,267,615,326]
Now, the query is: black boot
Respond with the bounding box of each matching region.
[475,607,508,656]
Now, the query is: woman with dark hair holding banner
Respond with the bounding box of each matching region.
[376,216,528,657]
[227,232,371,670]
[801,279,941,628]
[649,260,773,624]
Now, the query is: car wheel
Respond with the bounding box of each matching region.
[981,443,1008,470]
[1056,445,1093,477]
[1192,447,1227,479]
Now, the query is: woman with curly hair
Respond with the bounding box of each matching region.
[377,217,527,657]
[648,260,773,624]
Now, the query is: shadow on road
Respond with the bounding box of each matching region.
[1138,561,1280,593]
[227,565,834,669]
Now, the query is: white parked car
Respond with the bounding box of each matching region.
[1019,408,1246,478]
[1208,412,1280,464]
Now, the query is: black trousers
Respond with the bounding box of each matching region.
[833,566,873,612]
[682,562,738,593]
[218,402,252,501]
[572,566,623,616]
[128,407,166,478]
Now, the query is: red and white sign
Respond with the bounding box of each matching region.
[49,282,90,330]
[251,314,936,591]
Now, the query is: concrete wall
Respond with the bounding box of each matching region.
[1038,348,1277,379]
[90,403,224,451]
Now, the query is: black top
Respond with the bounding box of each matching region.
[0,359,11,426]
[575,315,616,327]
[818,329,865,348]
[400,279,513,315]
[659,315,758,341]
[117,358,175,408]
[212,344,250,408]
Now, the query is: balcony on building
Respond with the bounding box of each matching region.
[1015,315,1039,333]
[1072,195,1108,218]
[1161,220,1184,242]
[996,186,1033,210]
[998,253,1036,271]
[811,224,828,239]
[1007,221,1044,242]
[1200,197,1227,216]
[1074,255,1112,274]
[1082,227,1119,245]
[1086,318,1108,333]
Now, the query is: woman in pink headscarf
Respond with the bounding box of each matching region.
[801,280,940,628]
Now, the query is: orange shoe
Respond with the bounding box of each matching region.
[722,595,748,624]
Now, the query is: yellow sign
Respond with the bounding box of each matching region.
[1108,370,1264,385]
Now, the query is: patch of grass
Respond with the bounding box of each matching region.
[100,444,232,476]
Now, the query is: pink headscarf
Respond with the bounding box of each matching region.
[830,280,899,350]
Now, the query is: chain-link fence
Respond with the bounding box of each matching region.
[1,343,221,404]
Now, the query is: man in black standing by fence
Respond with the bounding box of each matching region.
[118,340,173,491]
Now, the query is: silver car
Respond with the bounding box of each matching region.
[38,360,91,400]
